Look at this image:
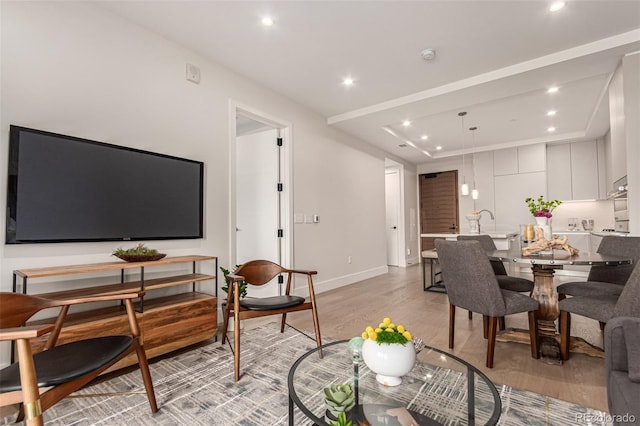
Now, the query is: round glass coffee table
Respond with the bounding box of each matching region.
[288,340,501,425]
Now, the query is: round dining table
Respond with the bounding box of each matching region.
[487,247,632,364]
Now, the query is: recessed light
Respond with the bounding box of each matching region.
[547,86,559,94]
[402,120,411,127]
[547,127,556,132]
[261,16,274,27]
[547,110,557,116]
[342,77,354,86]
[436,146,442,151]
[549,1,566,12]
[421,135,428,140]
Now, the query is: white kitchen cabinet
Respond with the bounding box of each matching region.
[547,144,572,201]
[493,148,518,176]
[495,172,546,228]
[518,144,546,173]
[547,140,601,201]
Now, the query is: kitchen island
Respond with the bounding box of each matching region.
[420,228,519,250]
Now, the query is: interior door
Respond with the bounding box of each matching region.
[236,126,280,298]
[385,169,400,266]
[419,171,459,250]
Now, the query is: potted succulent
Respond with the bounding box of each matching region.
[324,384,355,425]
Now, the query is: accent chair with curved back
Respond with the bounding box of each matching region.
[0,292,158,425]
[435,239,539,368]
[557,236,640,300]
[605,316,640,425]
[222,260,322,381]
[559,262,640,361]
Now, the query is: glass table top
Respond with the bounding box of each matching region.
[288,340,501,426]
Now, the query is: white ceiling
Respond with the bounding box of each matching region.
[96,1,640,165]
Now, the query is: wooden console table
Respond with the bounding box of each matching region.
[13,255,218,370]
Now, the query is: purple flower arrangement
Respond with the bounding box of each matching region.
[525,196,562,219]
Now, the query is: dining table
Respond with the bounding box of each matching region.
[487,246,633,364]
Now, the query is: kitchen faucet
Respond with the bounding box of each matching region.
[477,209,494,233]
[478,209,494,220]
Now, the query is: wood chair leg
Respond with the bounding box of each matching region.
[449,304,455,349]
[482,315,489,339]
[486,317,497,368]
[468,311,473,320]
[16,339,43,426]
[281,313,287,332]
[221,303,232,344]
[498,317,506,331]
[560,311,571,361]
[135,343,159,413]
[528,310,540,359]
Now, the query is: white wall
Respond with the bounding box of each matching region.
[0,2,391,362]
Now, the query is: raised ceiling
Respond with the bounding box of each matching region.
[96,1,640,164]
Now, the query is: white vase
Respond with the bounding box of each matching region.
[534,217,552,240]
[361,339,416,386]
[534,217,548,226]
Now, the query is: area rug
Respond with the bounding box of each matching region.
[9,323,611,425]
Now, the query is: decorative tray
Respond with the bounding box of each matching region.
[114,253,166,262]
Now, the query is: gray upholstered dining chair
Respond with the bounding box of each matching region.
[435,239,540,368]
[559,262,640,361]
[605,316,640,426]
[557,236,640,299]
[457,235,534,293]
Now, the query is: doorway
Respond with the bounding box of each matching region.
[231,102,291,297]
[419,170,459,250]
[385,161,406,267]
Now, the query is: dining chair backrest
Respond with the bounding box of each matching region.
[590,236,640,285]
[435,239,506,317]
[456,235,507,275]
[613,262,640,317]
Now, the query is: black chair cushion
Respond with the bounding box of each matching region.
[240,296,305,311]
[0,335,132,393]
[496,276,534,293]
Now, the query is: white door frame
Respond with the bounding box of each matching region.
[228,100,292,270]
[385,161,407,267]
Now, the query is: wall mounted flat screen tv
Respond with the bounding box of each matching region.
[6,126,204,244]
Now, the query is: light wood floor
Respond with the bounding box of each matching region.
[285,264,608,412]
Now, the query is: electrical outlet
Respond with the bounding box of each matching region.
[407,248,411,255]
[348,256,352,264]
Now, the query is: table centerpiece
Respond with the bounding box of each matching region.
[360,317,415,386]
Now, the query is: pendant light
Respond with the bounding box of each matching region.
[469,126,479,200]
[458,112,469,196]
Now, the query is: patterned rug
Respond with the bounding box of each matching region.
[6,323,611,425]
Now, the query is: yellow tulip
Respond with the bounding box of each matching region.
[365,326,374,333]
[375,328,383,333]
[397,325,406,333]
[383,317,392,325]
[361,331,368,340]
[369,331,378,341]
[378,322,386,329]
[402,331,412,340]
[388,323,396,329]
[385,327,395,333]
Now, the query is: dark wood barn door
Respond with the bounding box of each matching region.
[419,171,459,250]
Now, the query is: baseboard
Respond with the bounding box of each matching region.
[293,265,389,297]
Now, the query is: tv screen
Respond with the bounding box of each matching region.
[6,126,204,244]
